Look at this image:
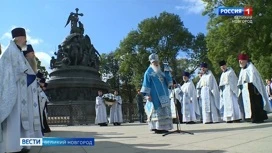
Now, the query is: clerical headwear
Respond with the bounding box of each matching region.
[11,27,26,38]
[219,60,226,66]
[200,62,208,68]
[182,71,190,77]
[149,53,159,63]
[238,53,249,60]
[23,44,34,56]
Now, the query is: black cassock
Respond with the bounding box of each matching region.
[247,83,268,123]
[42,102,51,133]
[38,92,51,135]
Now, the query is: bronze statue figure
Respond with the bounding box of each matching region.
[50,56,56,69]
[65,8,84,34]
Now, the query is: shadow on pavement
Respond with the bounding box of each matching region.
[29,116,272,152]
[29,130,226,153]
[189,121,272,133]
[81,140,226,153]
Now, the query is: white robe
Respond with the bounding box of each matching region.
[24,70,43,139]
[109,95,123,123]
[180,81,200,122]
[199,70,222,123]
[20,56,43,150]
[219,67,241,122]
[237,63,272,118]
[266,85,272,99]
[0,40,29,153]
[169,88,182,118]
[196,80,202,120]
[95,96,108,124]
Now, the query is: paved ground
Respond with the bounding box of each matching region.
[29,114,272,153]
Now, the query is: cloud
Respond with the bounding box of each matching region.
[0,26,43,45]
[35,51,52,73]
[0,32,11,40]
[175,0,207,14]
[27,35,43,45]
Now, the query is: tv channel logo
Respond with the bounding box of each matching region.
[20,137,95,147]
[20,138,43,146]
[218,7,253,16]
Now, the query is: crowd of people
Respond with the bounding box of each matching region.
[0,27,51,153]
[139,53,272,134]
[95,52,272,135]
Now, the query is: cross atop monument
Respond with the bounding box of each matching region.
[64,8,84,34]
[72,8,83,20]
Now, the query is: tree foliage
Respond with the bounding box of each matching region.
[99,52,120,90]
[36,57,49,79]
[115,12,194,89]
[202,0,272,79]
[100,11,209,103]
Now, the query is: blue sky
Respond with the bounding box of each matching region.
[0,0,208,73]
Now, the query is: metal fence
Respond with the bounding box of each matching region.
[47,103,146,125]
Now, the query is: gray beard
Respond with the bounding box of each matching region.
[151,64,162,74]
[26,57,37,73]
[21,45,27,51]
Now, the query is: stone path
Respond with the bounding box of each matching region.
[29,114,272,153]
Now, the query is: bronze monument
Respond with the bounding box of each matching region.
[46,8,109,125]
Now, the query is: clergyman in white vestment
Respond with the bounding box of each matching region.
[169,84,183,123]
[17,44,43,152]
[95,90,108,126]
[218,60,241,123]
[180,72,200,123]
[169,88,177,119]
[265,79,272,107]
[237,53,271,123]
[109,90,123,125]
[0,28,30,153]
[199,62,222,124]
[23,44,43,139]
[196,72,203,121]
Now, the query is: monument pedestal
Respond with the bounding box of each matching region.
[46,66,109,125]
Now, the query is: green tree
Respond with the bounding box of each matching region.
[202,0,272,79]
[174,58,195,83]
[99,52,120,91]
[190,33,213,70]
[115,30,149,90]
[36,57,49,79]
[115,11,194,91]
